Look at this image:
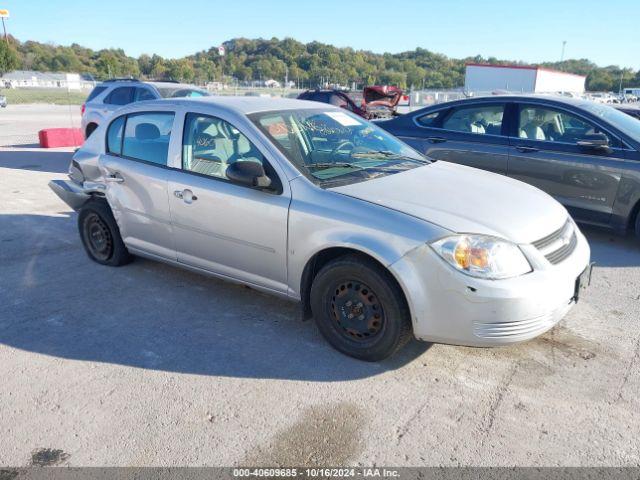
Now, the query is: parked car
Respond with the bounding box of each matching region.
[298,86,403,119]
[298,89,368,118]
[81,79,209,138]
[49,97,590,361]
[614,104,640,120]
[380,95,640,238]
[0,94,7,108]
[362,85,404,118]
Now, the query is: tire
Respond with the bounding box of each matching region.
[85,123,98,139]
[310,254,412,361]
[78,198,132,266]
[635,211,640,240]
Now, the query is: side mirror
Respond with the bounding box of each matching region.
[576,133,611,152]
[226,161,272,189]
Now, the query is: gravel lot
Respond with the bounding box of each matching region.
[0,107,639,467]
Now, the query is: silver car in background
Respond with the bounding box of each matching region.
[50,97,591,361]
[80,79,209,138]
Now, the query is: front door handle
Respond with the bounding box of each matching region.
[515,146,539,153]
[427,137,447,144]
[174,189,198,204]
[105,172,124,183]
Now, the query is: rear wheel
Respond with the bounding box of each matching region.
[78,199,131,266]
[310,254,412,361]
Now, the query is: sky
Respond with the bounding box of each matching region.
[1,0,638,69]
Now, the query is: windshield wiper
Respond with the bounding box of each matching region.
[351,150,429,163]
[306,162,363,170]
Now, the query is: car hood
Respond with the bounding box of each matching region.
[329,161,568,244]
[363,86,403,108]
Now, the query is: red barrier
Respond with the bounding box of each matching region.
[38,128,84,148]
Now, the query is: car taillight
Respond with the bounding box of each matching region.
[81,103,85,115]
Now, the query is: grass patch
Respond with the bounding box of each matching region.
[1,88,87,105]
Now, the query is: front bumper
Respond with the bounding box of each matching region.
[390,227,591,347]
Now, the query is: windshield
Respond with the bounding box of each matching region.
[250,108,429,187]
[156,87,209,99]
[579,101,640,143]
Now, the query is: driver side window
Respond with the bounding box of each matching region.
[518,106,619,147]
[182,113,266,181]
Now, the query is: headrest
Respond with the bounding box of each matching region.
[236,135,250,154]
[135,123,160,140]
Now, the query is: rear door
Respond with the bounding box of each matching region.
[403,102,509,175]
[99,111,177,259]
[167,111,291,293]
[507,102,625,224]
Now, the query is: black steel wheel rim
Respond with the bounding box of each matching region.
[328,280,385,342]
[84,212,113,261]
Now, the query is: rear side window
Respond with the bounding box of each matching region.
[134,87,156,101]
[86,86,107,102]
[442,105,505,135]
[122,112,174,166]
[104,87,134,106]
[106,116,126,155]
[416,111,440,127]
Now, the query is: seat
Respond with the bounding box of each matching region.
[519,110,546,140]
[123,122,169,163]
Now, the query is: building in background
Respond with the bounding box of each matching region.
[464,64,586,95]
[1,71,95,90]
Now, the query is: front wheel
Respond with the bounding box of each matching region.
[310,255,412,361]
[78,199,132,266]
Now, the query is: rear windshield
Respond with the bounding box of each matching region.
[86,86,108,102]
[580,101,640,143]
[156,87,209,99]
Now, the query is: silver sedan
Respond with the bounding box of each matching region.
[50,97,591,361]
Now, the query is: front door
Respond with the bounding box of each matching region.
[99,111,176,259]
[167,112,290,293]
[508,103,625,225]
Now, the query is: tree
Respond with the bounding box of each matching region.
[0,41,19,74]
[2,36,637,92]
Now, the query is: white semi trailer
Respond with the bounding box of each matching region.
[464,63,586,95]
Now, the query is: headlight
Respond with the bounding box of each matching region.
[430,235,532,280]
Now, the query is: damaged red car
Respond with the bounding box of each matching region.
[297,86,404,119]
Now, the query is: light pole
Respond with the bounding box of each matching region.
[0,9,10,44]
[560,40,567,63]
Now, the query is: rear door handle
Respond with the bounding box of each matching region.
[427,137,447,144]
[515,146,539,153]
[105,172,124,183]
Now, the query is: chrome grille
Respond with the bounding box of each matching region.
[532,219,577,265]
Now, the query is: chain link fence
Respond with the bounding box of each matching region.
[0,86,84,147]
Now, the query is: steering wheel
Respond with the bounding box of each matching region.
[331,141,355,156]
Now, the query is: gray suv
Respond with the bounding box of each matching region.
[380,95,640,239]
[81,79,208,138]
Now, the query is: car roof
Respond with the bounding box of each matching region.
[161,95,331,114]
[97,80,205,91]
[420,94,597,111]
